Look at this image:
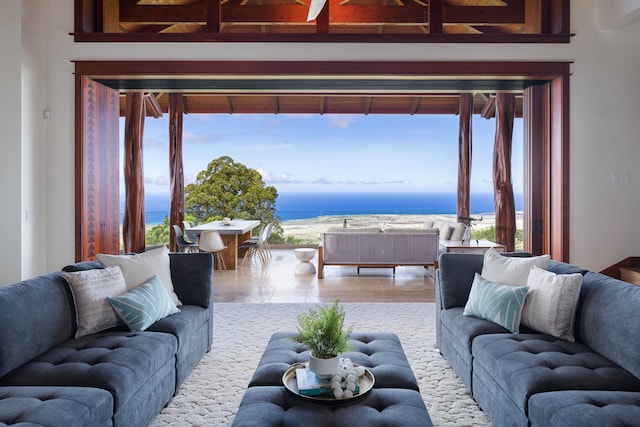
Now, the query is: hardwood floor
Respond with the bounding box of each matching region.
[213,248,436,303]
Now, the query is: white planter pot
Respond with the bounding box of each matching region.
[308,353,340,379]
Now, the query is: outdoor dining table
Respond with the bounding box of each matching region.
[187,219,261,270]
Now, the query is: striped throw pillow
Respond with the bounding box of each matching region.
[107,275,180,332]
[463,273,529,333]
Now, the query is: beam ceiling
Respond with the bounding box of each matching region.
[74,0,571,42]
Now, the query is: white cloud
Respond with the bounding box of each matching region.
[328,115,357,129]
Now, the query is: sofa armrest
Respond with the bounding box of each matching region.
[169,252,213,308]
[436,253,484,309]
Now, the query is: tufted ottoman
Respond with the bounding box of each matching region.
[233,331,433,426]
[0,386,113,427]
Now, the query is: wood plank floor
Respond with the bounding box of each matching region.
[213,248,436,303]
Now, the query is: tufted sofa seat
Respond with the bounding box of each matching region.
[528,390,640,426]
[1,332,178,423]
[233,331,433,426]
[0,252,214,427]
[0,386,113,427]
[436,253,640,427]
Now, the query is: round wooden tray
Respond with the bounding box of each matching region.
[282,362,375,403]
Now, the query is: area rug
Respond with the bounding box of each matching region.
[150,303,491,427]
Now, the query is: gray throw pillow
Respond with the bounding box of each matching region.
[62,266,127,338]
[521,266,583,341]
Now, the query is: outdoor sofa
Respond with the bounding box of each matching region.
[436,251,640,427]
[0,250,213,427]
[318,227,440,278]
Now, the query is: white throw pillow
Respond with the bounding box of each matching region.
[481,248,550,286]
[438,223,452,240]
[97,246,182,306]
[62,266,127,338]
[521,266,583,341]
[424,220,435,229]
[449,222,467,241]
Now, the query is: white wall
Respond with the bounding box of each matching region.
[20,0,49,278]
[0,0,24,284]
[2,0,638,281]
[598,0,640,30]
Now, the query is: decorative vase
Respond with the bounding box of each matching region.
[308,353,340,379]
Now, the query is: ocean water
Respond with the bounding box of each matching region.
[124,192,523,225]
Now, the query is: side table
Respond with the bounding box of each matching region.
[294,248,316,275]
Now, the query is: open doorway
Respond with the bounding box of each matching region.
[74,60,569,261]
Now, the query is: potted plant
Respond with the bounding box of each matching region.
[291,300,354,378]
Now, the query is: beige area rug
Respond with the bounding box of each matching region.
[150,303,491,427]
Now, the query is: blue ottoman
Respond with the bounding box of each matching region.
[0,386,113,427]
[233,331,433,427]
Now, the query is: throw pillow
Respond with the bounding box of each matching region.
[97,246,181,306]
[438,223,452,240]
[107,275,180,332]
[521,266,583,341]
[463,273,529,333]
[62,266,127,338]
[481,248,550,286]
[424,220,435,229]
[449,222,467,241]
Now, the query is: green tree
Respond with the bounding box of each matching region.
[146,215,170,246]
[185,156,282,240]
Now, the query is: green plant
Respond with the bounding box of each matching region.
[291,300,354,359]
[146,216,170,246]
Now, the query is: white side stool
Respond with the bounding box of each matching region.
[294,248,317,275]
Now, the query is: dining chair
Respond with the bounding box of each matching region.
[244,222,273,259]
[173,224,199,253]
[182,220,199,244]
[239,225,269,268]
[198,230,227,272]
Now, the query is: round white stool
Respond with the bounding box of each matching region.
[294,248,317,275]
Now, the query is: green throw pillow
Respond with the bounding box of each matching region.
[463,273,529,333]
[107,275,180,332]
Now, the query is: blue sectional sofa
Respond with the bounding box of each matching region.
[436,252,640,427]
[0,252,213,427]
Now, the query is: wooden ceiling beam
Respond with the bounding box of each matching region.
[225,96,234,114]
[145,93,163,118]
[182,96,189,114]
[429,0,443,33]
[444,4,525,24]
[410,97,421,115]
[119,4,524,25]
[364,97,372,114]
[480,96,496,118]
[208,0,221,32]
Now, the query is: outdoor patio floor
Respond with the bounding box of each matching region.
[213,248,436,303]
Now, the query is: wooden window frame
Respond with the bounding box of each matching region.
[74,60,570,261]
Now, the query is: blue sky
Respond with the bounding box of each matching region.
[121,113,523,194]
